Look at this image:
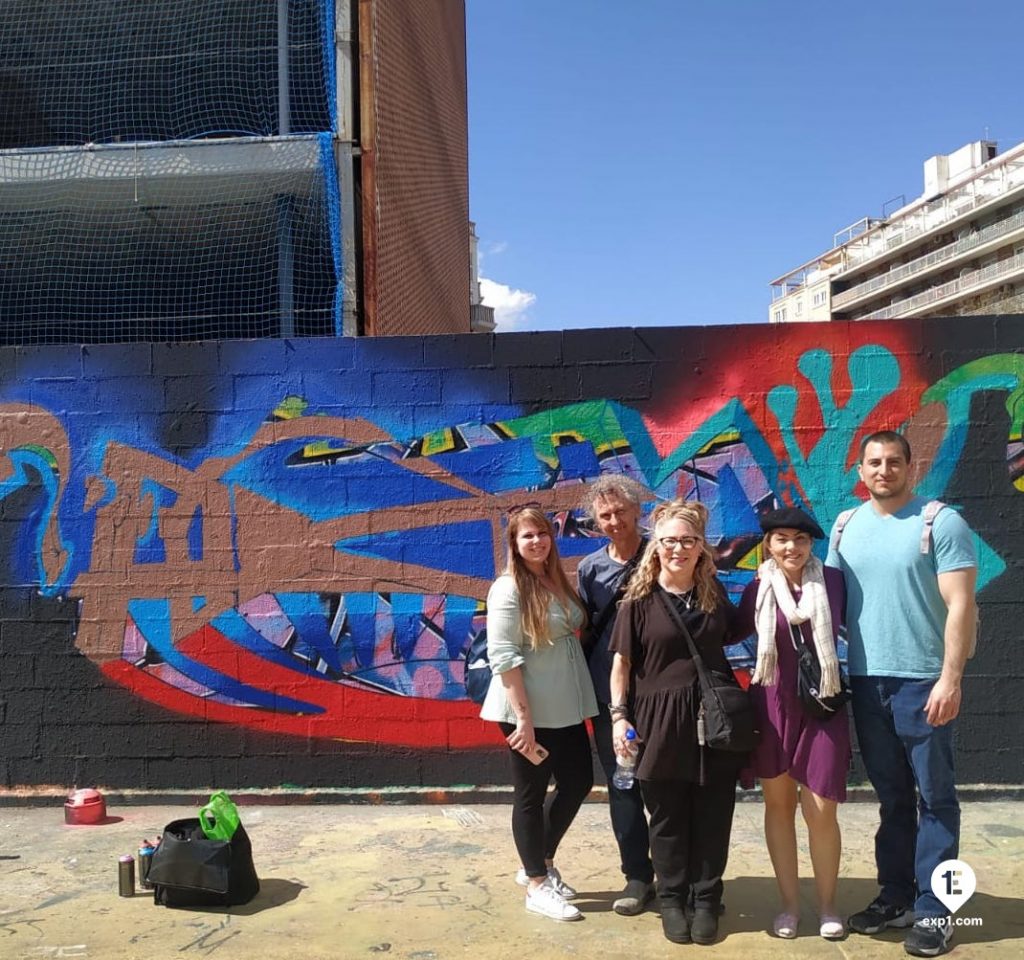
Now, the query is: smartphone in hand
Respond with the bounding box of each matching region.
[520,743,549,765]
[507,734,549,765]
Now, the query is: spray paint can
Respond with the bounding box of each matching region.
[138,842,155,889]
[118,854,135,897]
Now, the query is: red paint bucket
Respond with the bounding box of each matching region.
[64,788,107,825]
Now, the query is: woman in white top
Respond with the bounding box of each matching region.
[480,504,598,922]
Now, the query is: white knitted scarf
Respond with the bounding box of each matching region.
[750,554,840,696]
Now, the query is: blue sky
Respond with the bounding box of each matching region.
[466,0,1024,332]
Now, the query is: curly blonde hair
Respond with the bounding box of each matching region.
[623,500,721,611]
[505,506,586,650]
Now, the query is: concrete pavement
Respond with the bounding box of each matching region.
[1,799,1022,960]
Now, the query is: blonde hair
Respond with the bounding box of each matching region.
[505,506,586,650]
[623,500,721,612]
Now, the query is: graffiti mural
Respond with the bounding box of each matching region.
[0,321,1021,785]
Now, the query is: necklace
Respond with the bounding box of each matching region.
[662,583,695,610]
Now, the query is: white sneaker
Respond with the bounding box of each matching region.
[515,865,578,899]
[525,877,582,922]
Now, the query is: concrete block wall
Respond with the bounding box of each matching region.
[0,317,1021,791]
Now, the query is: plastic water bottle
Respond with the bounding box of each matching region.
[611,729,638,789]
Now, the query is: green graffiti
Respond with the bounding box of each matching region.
[14,443,59,471]
[922,352,1024,436]
[498,401,636,467]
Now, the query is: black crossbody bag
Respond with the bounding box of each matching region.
[657,590,759,753]
[789,622,852,721]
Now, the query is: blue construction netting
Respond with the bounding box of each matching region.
[0,135,341,344]
[0,0,344,344]
[0,0,335,147]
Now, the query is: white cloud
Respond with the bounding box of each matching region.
[480,277,537,331]
[483,240,509,259]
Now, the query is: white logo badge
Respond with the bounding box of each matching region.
[931,859,976,915]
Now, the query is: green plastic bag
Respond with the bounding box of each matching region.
[198,791,241,841]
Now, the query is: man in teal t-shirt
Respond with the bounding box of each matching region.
[827,431,977,958]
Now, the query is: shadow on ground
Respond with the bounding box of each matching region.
[717,876,1024,947]
[151,878,307,917]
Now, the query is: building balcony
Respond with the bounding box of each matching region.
[470,303,495,333]
[0,136,327,204]
[837,149,1024,279]
[0,135,341,342]
[857,250,1024,321]
[832,207,1024,311]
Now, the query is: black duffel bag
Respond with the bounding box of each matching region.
[148,817,260,908]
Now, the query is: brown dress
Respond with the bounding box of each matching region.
[609,583,743,782]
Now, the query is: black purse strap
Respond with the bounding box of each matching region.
[788,621,822,667]
[656,589,716,774]
[655,588,713,691]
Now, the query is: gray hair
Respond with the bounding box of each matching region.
[581,474,648,521]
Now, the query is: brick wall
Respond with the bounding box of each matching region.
[360,0,471,335]
[0,317,1021,790]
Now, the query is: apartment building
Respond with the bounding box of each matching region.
[770,140,1024,323]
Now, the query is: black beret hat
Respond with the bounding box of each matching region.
[759,507,825,540]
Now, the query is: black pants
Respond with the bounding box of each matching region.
[499,722,594,879]
[640,759,739,909]
[591,702,654,883]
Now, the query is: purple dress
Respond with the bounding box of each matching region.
[737,567,851,802]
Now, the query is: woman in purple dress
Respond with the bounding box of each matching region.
[738,508,850,941]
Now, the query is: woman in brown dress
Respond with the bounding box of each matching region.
[609,500,744,945]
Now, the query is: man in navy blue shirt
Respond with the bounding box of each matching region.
[577,475,653,915]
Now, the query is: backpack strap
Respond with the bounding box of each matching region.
[920,500,947,555]
[916,500,978,657]
[829,508,858,553]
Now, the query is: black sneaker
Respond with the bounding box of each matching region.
[848,896,915,935]
[613,878,654,916]
[904,918,953,957]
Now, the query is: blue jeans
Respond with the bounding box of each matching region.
[851,676,960,918]
[592,702,654,884]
